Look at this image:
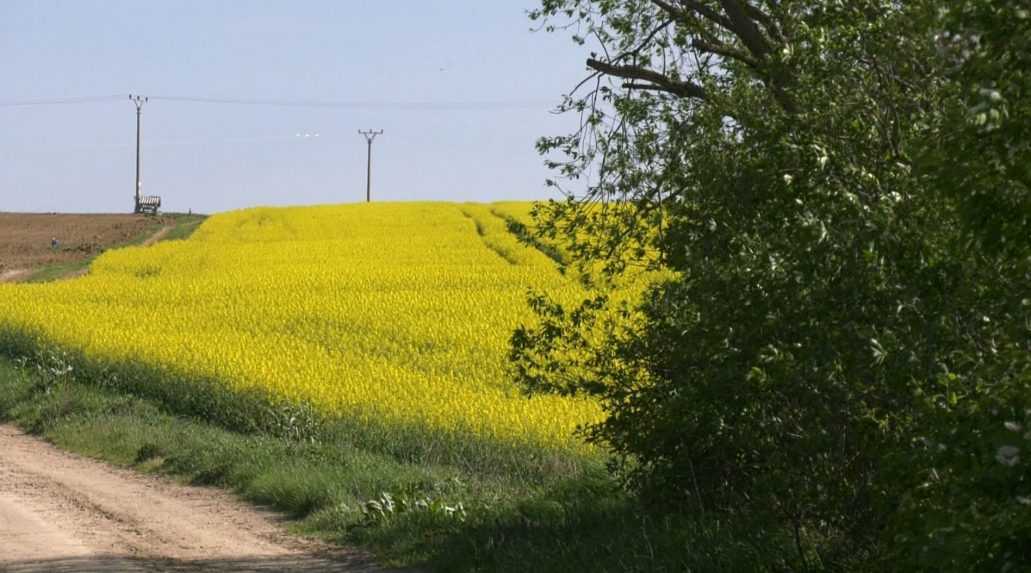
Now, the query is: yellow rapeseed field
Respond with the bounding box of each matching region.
[0,203,602,454]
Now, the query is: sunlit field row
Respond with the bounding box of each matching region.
[0,203,602,464]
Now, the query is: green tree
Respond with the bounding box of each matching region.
[886,3,1031,570]
[514,0,1030,567]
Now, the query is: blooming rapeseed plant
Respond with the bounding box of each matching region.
[0,203,602,454]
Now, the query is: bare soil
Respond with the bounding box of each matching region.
[0,213,169,280]
[0,425,396,572]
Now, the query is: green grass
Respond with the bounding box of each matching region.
[161,213,207,242]
[23,259,99,283]
[0,357,795,572]
[25,213,207,283]
[0,326,591,484]
[0,207,800,570]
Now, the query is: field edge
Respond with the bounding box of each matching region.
[23,213,207,283]
[0,357,795,572]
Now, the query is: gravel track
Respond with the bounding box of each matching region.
[0,425,394,572]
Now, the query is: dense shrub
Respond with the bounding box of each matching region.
[514,0,1030,567]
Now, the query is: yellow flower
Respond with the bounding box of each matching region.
[0,203,605,454]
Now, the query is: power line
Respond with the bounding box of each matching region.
[1,93,545,209]
[1,94,556,111]
[0,134,331,153]
[0,95,125,108]
[139,95,554,110]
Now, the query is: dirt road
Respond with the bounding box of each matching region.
[0,425,391,572]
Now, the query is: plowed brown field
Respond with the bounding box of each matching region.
[0,213,170,281]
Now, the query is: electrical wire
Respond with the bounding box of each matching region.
[0,94,556,111]
[147,95,554,110]
[0,95,126,107]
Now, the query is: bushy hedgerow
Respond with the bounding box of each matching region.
[515,1,1030,568]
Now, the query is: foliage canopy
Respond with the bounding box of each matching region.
[515,1,1031,568]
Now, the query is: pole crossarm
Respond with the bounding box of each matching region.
[358,129,383,143]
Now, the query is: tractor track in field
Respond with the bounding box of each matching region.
[141,224,176,247]
[0,425,396,572]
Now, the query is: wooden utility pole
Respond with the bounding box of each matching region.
[130,94,148,212]
[358,129,383,202]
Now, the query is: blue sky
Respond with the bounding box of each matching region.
[0,1,587,213]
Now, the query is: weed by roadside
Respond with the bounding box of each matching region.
[0,357,801,572]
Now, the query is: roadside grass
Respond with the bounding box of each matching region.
[161,213,207,242]
[25,213,206,283]
[0,357,797,572]
[0,205,805,570]
[0,327,591,485]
